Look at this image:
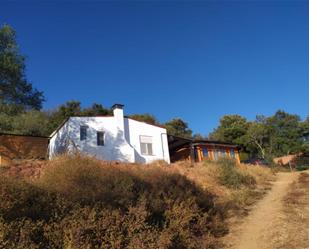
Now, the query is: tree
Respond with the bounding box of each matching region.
[47,101,112,134]
[81,103,111,116]
[244,116,270,159]
[302,116,309,134]
[11,111,50,136]
[192,133,207,140]
[0,24,44,110]
[164,118,192,138]
[265,110,303,156]
[129,113,159,125]
[210,115,249,145]
[47,101,82,132]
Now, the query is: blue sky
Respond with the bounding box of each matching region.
[1,1,309,135]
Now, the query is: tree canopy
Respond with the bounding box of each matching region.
[47,101,112,134]
[210,111,306,160]
[0,24,44,110]
[210,115,248,144]
[129,113,159,125]
[164,118,193,138]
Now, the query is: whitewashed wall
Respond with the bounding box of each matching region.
[125,118,170,163]
[49,114,170,164]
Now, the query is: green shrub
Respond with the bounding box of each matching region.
[216,159,256,189]
[292,153,309,171]
[295,164,309,171]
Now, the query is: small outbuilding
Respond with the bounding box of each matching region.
[168,135,240,164]
[0,133,49,166]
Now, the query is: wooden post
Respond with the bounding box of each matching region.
[197,147,203,162]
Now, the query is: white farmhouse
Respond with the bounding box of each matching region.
[48,104,170,164]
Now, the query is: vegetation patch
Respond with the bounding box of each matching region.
[0,155,228,249]
[0,155,275,248]
[215,159,256,189]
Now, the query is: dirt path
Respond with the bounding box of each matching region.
[225,172,299,249]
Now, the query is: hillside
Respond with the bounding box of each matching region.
[0,155,274,249]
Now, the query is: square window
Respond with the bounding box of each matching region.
[140,136,153,155]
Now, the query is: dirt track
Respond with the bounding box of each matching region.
[225,172,299,249]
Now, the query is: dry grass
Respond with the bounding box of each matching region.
[0,155,275,249]
[1,156,275,216]
[4,155,274,216]
[170,160,274,215]
[273,172,309,249]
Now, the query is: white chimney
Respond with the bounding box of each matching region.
[112,104,125,136]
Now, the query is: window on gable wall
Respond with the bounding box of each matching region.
[80,126,88,140]
[140,136,153,155]
[97,131,105,146]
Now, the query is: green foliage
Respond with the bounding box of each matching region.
[0,100,112,136]
[291,150,309,171]
[193,133,207,140]
[295,165,309,171]
[303,116,309,133]
[47,101,112,134]
[81,103,112,116]
[11,111,51,136]
[216,159,256,189]
[211,111,306,159]
[0,155,223,248]
[0,24,44,110]
[265,110,303,156]
[164,118,192,138]
[0,108,51,136]
[129,113,159,125]
[210,115,248,144]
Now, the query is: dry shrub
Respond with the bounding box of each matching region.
[0,177,62,222]
[0,154,224,249]
[0,155,275,248]
[238,163,274,186]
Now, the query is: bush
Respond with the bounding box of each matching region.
[38,155,146,209]
[0,155,224,248]
[293,153,309,171]
[0,177,63,222]
[295,164,309,171]
[216,159,256,189]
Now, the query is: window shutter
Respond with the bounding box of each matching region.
[140,136,152,143]
[141,143,147,154]
[147,143,153,155]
